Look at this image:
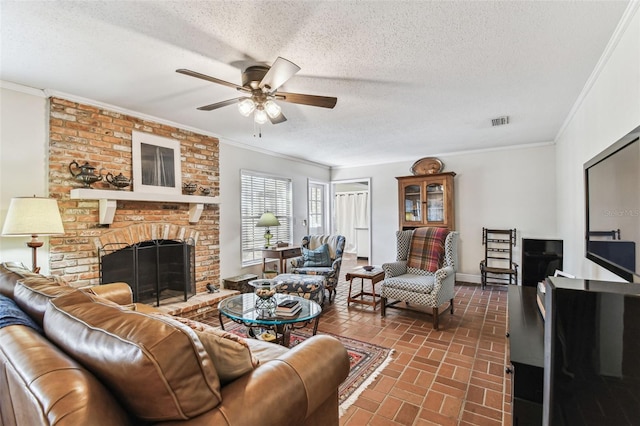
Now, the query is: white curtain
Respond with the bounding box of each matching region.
[335,191,369,254]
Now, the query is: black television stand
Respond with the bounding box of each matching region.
[507,285,544,425]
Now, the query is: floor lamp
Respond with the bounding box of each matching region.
[256,212,280,248]
[1,196,65,273]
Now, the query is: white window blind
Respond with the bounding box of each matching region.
[241,170,292,266]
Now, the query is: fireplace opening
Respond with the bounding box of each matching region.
[99,239,195,306]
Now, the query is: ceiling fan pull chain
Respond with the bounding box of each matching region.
[253,121,262,138]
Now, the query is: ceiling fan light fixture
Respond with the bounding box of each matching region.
[238,98,256,117]
[264,100,282,119]
[254,108,269,124]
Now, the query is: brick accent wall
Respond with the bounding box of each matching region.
[48,97,220,293]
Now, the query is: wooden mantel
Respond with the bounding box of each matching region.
[70,188,220,225]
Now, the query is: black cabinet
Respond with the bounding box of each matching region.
[521,239,563,287]
[508,286,544,425]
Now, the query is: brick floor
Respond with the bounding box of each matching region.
[329,255,510,425]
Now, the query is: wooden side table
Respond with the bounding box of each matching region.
[346,266,385,309]
[261,246,302,274]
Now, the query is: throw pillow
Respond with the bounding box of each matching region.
[302,243,331,267]
[406,227,448,272]
[0,294,43,333]
[153,314,259,385]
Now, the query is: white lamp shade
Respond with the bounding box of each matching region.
[256,212,280,227]
[2,197,65,236]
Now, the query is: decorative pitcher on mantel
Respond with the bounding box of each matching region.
[105,172,132,190]
[69,160,104,188]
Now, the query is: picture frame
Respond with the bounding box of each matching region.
[132,130,182,195]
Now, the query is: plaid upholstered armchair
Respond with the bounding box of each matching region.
[381,227,459,329]
[289,235,346,303]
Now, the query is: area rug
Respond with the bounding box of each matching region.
[224,323,393,416]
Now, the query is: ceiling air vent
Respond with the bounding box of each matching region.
[491,116,509,127]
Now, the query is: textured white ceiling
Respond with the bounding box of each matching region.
[0,1,630,167]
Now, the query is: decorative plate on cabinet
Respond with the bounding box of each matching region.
[410,157,443,175]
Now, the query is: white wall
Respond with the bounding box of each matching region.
[555,3,640,281]
[331,143,557,282]
[0,84,51,273]
[219,142,330,280]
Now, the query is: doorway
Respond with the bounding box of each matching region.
[331,178,371,260]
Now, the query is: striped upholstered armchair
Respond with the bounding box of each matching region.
[289,235,346,303]
[381,227,458,329]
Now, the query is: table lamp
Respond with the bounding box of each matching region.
[1,196,65,273]
[256,212,280,248]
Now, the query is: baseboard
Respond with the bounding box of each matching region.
[456,273,482,284]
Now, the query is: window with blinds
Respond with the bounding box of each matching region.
[241,170,292,266]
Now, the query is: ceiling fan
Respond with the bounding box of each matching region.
[176,57,337,125]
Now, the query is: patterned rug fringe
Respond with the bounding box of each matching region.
[339,347,394,417]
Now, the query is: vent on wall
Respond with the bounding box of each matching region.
[491,116,510,126]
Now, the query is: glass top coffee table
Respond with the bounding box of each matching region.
[218,293,322,347]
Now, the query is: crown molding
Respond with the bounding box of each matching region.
[0,80,47,97]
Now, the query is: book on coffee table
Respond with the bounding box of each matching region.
[275,300,301,316]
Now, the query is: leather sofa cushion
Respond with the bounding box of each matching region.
[0,263,25,298]
[45,290,222,422]
[155,314,260,385]
[13,277,77,327]
[0,262,68,298]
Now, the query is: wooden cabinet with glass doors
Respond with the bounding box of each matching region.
[396,172,456,230]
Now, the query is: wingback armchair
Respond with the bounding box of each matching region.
[290,235,346,303]
[381,228,459,329]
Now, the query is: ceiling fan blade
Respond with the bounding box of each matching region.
[269,112,287,125]
[259,57,301,91]
[275,92,337,109]
[176,69,250,93]
[196,97,242,111]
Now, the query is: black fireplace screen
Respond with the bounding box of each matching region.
[99,239,195,306]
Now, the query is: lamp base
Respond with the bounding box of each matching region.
[264,229,273,248]
[26,238,44,273]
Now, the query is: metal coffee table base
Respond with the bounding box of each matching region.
[219,313,320,348]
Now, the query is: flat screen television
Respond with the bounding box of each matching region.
[584,125,640,283]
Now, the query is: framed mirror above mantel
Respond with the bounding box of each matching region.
[70,188,220,225]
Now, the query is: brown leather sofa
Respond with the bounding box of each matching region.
[0,263,350,425]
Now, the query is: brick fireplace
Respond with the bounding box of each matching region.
[47,97,220,295]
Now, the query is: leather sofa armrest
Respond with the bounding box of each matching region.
[382,261,407,278]
[80,282,133,305]
[172,335,350,426]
